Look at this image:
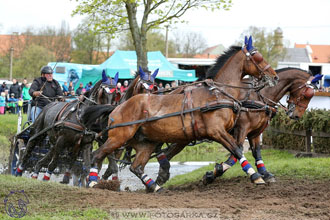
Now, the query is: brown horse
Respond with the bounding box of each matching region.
[88,39,278,192]
[159,68,316,185]
[81,67,159,181]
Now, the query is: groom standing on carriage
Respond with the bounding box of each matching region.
[29,66,63,122]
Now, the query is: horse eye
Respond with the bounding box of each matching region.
[252,52,264,63]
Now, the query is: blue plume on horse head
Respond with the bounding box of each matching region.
[311,74,323,84]
[151,68,159,81]
[111,72,119,85]
[139,66,146,79]
[102,69,111,85]
[244,36,248,45]
[246,36,254,51]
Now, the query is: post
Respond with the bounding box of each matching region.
[9,47,14,81]
[165,25,169,58]
[305,129,312,152]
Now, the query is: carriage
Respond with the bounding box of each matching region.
[8,98,86,179]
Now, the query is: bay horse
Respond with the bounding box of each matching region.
[15,71,120,182]
[88,37,278,192]
[157,68,317,185]
[81,67,159,181]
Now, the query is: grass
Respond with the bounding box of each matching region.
[164,149,330,187]
[0,114,29,168]
[0,175,109,220]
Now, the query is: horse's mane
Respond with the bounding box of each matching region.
[206,46,242,79]
[276,67,312,79]
[88,80,103,98]
[120,76,140,102]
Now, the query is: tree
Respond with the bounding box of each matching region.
[173,30,208,58]
[73,0,232,70]
[13,44,55,79]
[117,30,176,56]
[71,19,113,64]
[238,26,287,68]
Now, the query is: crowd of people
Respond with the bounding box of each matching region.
[0,65,187,117]
[0,78,31,115]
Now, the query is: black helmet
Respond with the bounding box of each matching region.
[40,66,53,75]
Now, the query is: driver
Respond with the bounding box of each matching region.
[29,66,63,122]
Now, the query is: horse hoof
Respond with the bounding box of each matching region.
[263,172,276,183]
[156,187,165,193]
[254,177,266,185]
[202,171,215,185]
[250,172,265,185]
[89,181,98,188]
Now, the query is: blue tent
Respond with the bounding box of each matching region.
[50,50,197,89]
[99,50,197,82]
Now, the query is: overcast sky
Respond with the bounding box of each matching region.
[0,0,329,48]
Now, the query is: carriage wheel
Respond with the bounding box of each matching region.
[8,136,25,175]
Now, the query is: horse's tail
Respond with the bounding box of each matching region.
[81,105,116,127]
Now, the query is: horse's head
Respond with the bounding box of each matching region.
[241,36,278,87]
[286,74,321,119]
[132,67,159,96]
[90,70,121,105]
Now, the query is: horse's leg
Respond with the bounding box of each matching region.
[155,142,187,186]
[102,153,119,180]
[42,136,65,181]
[129,142,163,193]
[204,127,250,183]
[250,136,276,183]
[16,134,45,176]
[204,125,265,185]
[31,143,55,179]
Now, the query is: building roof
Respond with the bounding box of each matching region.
[295,44,330,63]
[194,44,225,59]
[279,48,311,63]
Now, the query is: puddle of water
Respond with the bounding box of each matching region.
[16,161,213,191]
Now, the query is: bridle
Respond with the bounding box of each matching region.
[287,77,315,110]
[242,47,272,79]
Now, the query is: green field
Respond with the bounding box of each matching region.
[0,114,330,219]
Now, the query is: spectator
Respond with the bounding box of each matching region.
[165,83,171,89]
[68,81,74,94]
[62,82,69,95]
[0,82,8,93]
[75,83,84,96]
[158,82,164,94]
[4,89,9,114]
[7,93,18,114]
[116,82,122,93]
[9,78,22,99]
[22,82,32,114]
[121,80,129,92]
[20,78,28,91]
[171,81,177,88]
[0,92,5,114]
[85,82,93,92]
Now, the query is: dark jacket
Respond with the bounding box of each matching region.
[0,84,8,93]
[75,87,83,96]
[29,77,63,108]
[9,82,21,99]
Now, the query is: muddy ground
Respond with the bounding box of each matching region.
[63,176,330,219]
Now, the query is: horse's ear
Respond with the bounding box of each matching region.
[247,36,253,51]
[139,66,145,79]
[114,72,119,84]
[151,68,159,81]
[102,69,111,85]
[244,36,248,45]
[311,74,323,84]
